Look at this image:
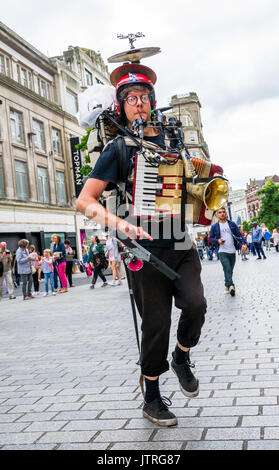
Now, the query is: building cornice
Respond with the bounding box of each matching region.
[0,199,76,214]
[0,74,79,125]
[0,21,56,75]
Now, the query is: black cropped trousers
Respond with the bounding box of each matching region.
[127,246,207,377]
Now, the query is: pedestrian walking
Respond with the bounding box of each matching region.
[209,207,247,296]
[88,235,108,289]
[29,245,40,295]
[203,232,214,260]
[195,237,204,260]
[105,235,122,286]
[0,241,16,300]
[76,61,206,427]
[41,249,56,296]
[52,234,68,293]
[16,239,34,300]
[64,240,75,287]
[251,222,267,260]
[263,230,271,251]
[272,228,279,252]
[11,250,20,287]
[246,231,255,255]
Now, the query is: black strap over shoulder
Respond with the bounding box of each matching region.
[113,135,127,182]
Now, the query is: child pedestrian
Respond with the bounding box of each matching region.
[41,249,56,296]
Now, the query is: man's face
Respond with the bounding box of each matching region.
[216,208,227,221]
[123,88,152,126]
[0,242,6,251]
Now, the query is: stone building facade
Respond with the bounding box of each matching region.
[245,175,279,220]
[0,21,110,256]
[227,188,248,224]
[167,92,210,161]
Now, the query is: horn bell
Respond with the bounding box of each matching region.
[188,177,229,211]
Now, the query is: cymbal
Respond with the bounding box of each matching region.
[107,47,161,64]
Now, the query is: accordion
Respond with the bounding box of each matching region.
[132,153,225,225]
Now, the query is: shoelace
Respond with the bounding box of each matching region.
[158,396,172,410]
[184,360,196,378]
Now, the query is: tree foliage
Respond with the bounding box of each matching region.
[75,128,95,176]
[257,180,279,230]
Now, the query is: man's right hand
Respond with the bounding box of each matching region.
[117,220,153,241]
[218,238,225,245]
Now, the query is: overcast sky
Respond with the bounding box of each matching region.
[2,0,279,189]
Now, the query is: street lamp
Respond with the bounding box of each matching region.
[227,201,232,220]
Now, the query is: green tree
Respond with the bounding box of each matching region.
[257,180,279,230]
[75,128,95,176]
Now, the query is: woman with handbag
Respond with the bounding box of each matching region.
[52,234,68,293]
[88,235,108,289]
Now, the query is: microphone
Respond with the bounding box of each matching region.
[132,117,146,139]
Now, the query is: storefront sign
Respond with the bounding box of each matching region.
[70,137,83,197]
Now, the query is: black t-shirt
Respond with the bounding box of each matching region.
[90,132,192,249]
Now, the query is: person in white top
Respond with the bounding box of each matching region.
[209,207,247,296]
[105,235,122,286]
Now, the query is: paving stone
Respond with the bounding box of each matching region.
[46,403,84,412]
[111,441,183,450]
[16,412,60,422]
[186,441,243,450]
[264,427,279,439]
[153,428,203,441]
[236,396,277,405]
[126,416,238,429]
[0,422,29,433]
[81,401,141,411]
[57,443,109,450]
[93,429,153,442]
[23,421,67,432]
[52,410,100,421]
[1,444,56,450]
[0,432,43,445]
[187,397,234,407]
[205,427,261,440]
[242,416,279,427]
[247,440,279,450]
[63,419,127,431]
[38,431,97,444]
[0,414,23,422]
[200,406,259,416]
[213,389,260,398]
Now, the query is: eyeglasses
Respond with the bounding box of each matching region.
[123,94,150,106]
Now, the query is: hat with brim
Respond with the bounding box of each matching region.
[110,63,157,87]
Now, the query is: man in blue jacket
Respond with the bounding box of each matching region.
[252,222,267,259]
[209,207,247,296]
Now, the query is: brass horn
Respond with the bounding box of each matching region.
[187,177,229,211]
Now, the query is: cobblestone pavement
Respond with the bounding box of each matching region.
[0,248,278,450]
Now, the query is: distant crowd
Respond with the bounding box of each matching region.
[196,226,279,261]
[0,233,125,301]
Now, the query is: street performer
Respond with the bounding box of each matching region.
[76,60,207,427]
